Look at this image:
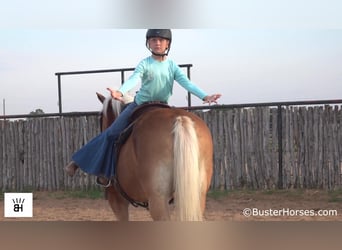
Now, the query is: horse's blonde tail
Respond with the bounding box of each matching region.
[173,116,202,221]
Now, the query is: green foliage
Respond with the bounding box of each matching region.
[207,189,231,199]
[328,190,342,203]
[48,189,103,200]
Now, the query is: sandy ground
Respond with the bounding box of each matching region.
[1,189,342,221]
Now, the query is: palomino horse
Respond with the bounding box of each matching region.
[96,93,213,221]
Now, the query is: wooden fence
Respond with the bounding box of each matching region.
[1,105,341,191]
[198,105,342,190]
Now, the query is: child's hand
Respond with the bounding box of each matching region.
[107,87,123,102]
[203,94,221,105]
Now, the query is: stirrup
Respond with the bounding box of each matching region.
[95,177,111,188]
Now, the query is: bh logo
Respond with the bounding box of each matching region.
[4,193,33,218]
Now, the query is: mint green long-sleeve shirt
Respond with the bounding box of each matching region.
[119,56,207,105]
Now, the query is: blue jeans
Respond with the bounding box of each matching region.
[72,101,138,178]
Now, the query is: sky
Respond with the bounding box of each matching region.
[1,1,342,115]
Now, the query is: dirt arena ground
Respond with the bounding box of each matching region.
[1,189,342,221]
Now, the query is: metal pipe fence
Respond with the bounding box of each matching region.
[55,64,194,113]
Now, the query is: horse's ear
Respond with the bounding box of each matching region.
[96,92,106,104]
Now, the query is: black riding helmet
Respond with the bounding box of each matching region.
[146,29,172,56]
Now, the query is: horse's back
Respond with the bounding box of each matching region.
[116,107,213,220]
[133,107,213,163]
[119,106,213,181]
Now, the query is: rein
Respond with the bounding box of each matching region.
[112,177,149,209]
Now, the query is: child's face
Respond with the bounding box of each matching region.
[148,37,170,55]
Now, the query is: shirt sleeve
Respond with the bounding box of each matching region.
[173,63,208,100]
[118,60,145,94]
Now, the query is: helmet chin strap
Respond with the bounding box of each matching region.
[151,51,168,57]
[150,49,169,57]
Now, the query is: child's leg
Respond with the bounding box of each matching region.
[64,102,138,178]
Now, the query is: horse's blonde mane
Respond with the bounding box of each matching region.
[102,93,134,119]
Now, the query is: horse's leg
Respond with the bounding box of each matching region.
[148,196,170,221]
[200,191,208,219]
[199,160,213,220]
[106,188,130,221]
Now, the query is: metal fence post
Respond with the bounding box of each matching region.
[121,70,125,84]
[57,74,62,114]
[277,105,283,189]
[186,65,192,107]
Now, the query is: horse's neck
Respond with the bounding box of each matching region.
[103,94,134,126]
[101,97,118,126]
[111,100,122,118]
